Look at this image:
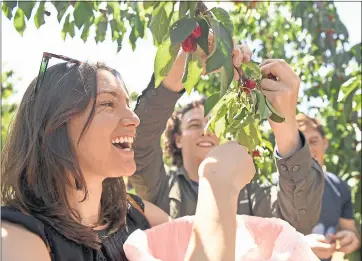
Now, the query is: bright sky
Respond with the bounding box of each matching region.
[2,1,361,105]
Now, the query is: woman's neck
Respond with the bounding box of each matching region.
[67,176,103,227]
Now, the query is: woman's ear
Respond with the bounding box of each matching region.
[174,134,182,149]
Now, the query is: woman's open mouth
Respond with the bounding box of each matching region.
[112,136,134,151]
[196,141,215,148]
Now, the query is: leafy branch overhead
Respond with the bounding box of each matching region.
[2,1,146,52]
[151,1,285,152]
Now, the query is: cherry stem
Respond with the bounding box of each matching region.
[234,65,248,87]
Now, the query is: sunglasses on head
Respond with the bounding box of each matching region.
[34,52,124,96]
[33,52,82,95]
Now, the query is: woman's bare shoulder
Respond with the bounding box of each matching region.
[1,221,51,261]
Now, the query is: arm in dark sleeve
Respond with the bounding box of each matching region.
[250,131,325,235]
[130,75,184,205]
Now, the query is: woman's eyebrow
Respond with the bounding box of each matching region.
[97,90,120,98]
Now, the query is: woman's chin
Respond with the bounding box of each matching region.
[118,162,136,177]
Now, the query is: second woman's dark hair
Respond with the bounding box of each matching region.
[1,61,127,249]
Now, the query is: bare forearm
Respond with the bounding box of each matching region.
[270,120,302,158]
[162,51,187,93]
[185,178,238,261]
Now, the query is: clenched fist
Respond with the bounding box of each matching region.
[198,141,256,194]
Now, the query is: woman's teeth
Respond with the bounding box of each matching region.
[197,141,214,147]
[112,136,134,150]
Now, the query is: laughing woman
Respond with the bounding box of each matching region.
[1,52,253,261]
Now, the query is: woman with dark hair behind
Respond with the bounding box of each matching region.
[1,53,255,261]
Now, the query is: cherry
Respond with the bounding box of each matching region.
[252,150,260,158]
[182,36,197,53]
[245,79,256,90]
[191,25,202,39]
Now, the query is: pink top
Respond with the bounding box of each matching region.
[124,215,318,261]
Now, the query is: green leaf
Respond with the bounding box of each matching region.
[117,37,123,53]
[143,1,157,10]
[74,2,94,29]
[254,90,272,121]
[189,2,197,17]
[219,57,234,98]
[150,3,170,46]
[350,43,361,64]
[154,38,180,87]
[182,48,204,95]
[61,14,75,40]
[206,18,233,73]
[214,103,228,122]
[18,2,35,20]
[182,53,191,85]
[196,18,209,55]
[269,113,285,123]
[95,15,108,43]
[204,92,220,117]
[52,1,69,22]
[343,76,360,122]
[135,14,145,38]
[34,2,45,29]
[215,21,233,55]
[179,1,189,18]
[2,1,17,20]
[227,100,239,125]
[354,94,361,112]
[170,17,197,45]
[206,46,225,73]
[251,90,257,111]
[265,99,285,123]
[107,2,121,21]
[242,62,262,80]
[109,19,119,41]
[14,8,25,36]
[233,107,247,121]
[80,17,94,42]
[249,122,262,149]
[210,7,234,34]
[237,127,253,151]
[214,116,226,138]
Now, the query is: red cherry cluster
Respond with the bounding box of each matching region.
[242,78,257,94]
[182,25,202,53]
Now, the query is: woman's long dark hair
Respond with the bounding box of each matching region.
[1,61,127,249]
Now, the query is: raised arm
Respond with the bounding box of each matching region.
[131,73,184,204]
[250,132,324,235]
[132,40,252,206]
[185,141,255,261]
[248,59,325,235]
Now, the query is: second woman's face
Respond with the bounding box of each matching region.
[67,69,140,180]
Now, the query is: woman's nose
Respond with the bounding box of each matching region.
[123,109,140,128]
